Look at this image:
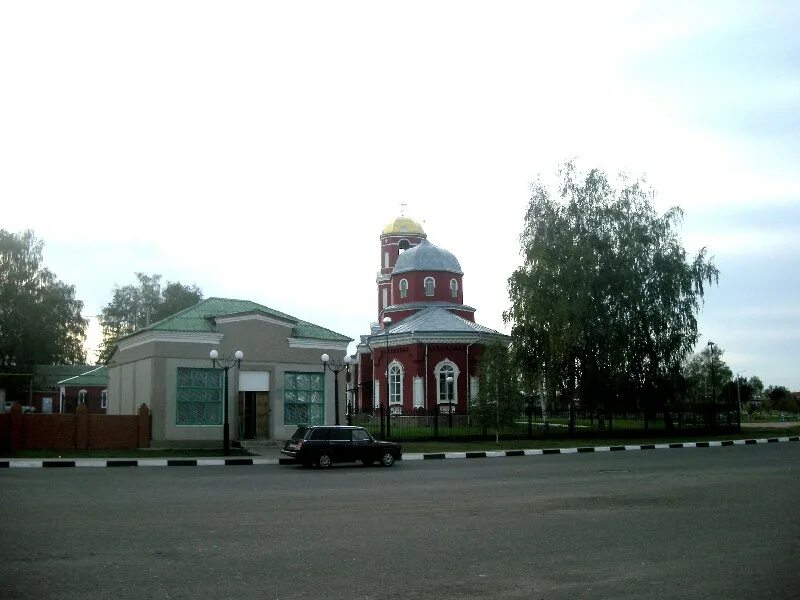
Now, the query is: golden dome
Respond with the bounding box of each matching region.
[381,216,426,237]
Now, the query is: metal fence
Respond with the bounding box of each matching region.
[350,404,741,441]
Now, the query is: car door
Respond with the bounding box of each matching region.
[326,428,353,462]
[350,428,374,462]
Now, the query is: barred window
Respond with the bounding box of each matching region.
[176,368,223,425]
[284,371,325,426]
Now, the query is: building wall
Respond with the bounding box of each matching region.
[107,317,350,442]
[361,342,485,412]
[391,272,463,305]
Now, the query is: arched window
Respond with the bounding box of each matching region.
[450,278,458,299]
[434,360,459,409]
[398,239,411,253]
[424,276,435,297]
[399,278,408,299]
[388,361,403,406]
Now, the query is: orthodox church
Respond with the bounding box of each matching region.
[353,214,509,415]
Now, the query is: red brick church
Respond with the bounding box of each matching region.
[352,214,509,416]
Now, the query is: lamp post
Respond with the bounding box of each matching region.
[707,340,716,428]
[383,316,392,439]
[446,375,454,429]
[210,348,243,456]
[736,370,746,430]
[321,353,353,426]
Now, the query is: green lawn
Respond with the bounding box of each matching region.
[399,426,800,454]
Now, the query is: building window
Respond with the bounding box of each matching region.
[398,239,410,252]
[434,360,459,407]
[399,279,408,299]
[284,372,325,425]
[176,368,223,425]
[424,276,435,296]
[78,389,88,405]
[450,278,458,298]
[382,287,388,309]
[389,361,403,405]
[384,251,390,268]
[101,389,108,410]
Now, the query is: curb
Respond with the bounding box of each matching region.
[1,436,797,469]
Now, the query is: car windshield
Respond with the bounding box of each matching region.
[290,426,308,440]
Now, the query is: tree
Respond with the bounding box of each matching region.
[504,163,719,424]
[98,273,202,363]
[764,385,794,413]
[683,344,733,405]
[0,230,87,371]
[473,341,520,442]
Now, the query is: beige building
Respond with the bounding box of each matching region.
[106,297,352,446]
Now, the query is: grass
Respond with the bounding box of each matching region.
[399,425,800,454]
[1,448,255,459]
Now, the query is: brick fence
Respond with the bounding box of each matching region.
[0,403,150,451]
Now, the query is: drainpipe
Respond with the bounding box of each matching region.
[424,342,429,412]
[465,339,477,410]
[370,344,375,412]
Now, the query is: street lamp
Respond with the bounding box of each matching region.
[383,316,392,439]
[707,340,716,428]
[736,370,746,429]
[321,353,354,426]
[446,375,454,428]
[210,348,243,456]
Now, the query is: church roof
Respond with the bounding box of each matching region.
[381,216,426,236]
[392,239,463,275]
[386,307,504,337]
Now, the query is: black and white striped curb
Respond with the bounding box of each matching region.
[1,436,797,468]
[402,436,800,461]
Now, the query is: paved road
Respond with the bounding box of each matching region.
[2,444,799,600]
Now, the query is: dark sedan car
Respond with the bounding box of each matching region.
[281,425,401,468]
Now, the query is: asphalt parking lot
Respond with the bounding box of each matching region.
[2,443,799,600]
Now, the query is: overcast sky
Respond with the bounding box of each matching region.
[2,1,798,390]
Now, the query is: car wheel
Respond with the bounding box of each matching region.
[317,453,333,469]
[380,451,395,467]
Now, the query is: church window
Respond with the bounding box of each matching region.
[398,239,411,253]
[424,277,435,296]
[434,360,459,407]
[450,278,458,299]
[388,361,403,405]
[399,279,408,299]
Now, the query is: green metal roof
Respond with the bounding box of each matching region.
[56,365,108,387]
[33,365,108,390]
[124,297,351,343]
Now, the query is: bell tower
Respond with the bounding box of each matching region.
[377,210,426,321]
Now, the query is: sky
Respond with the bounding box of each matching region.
[1,1,798,390]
